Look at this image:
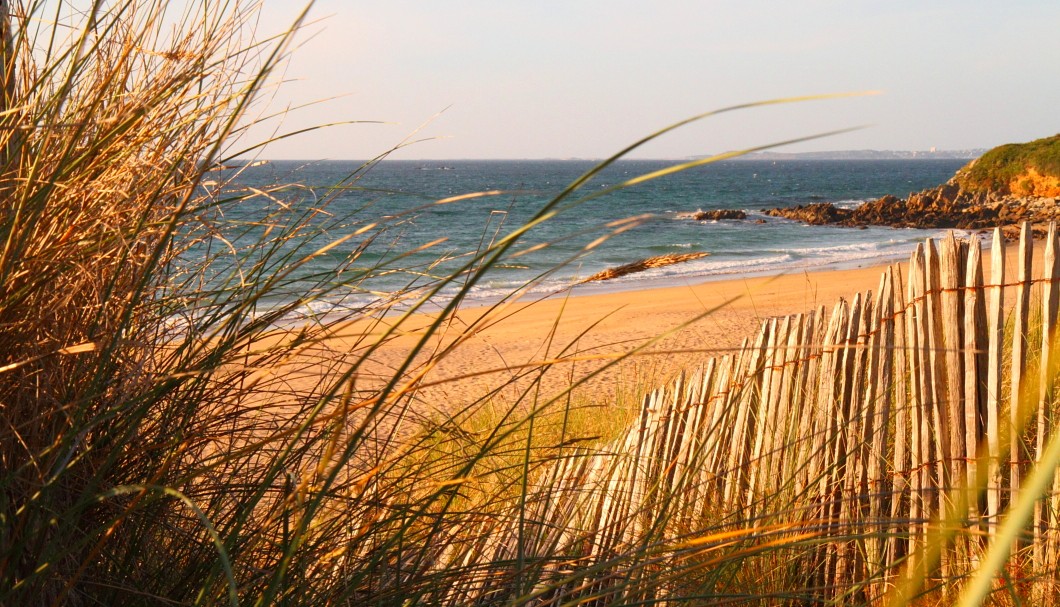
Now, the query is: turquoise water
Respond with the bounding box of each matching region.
[203,158,968,316]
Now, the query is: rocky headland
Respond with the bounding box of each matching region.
[764,134,1060,238]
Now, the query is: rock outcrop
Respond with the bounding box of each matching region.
[763,203,852,225]
[765,180,1059,231]
[765,135,1060,234]
[676,209,747,221]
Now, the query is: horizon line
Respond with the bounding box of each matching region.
[240,148,986,162]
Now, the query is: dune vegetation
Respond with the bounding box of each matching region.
[0,2,781,603]
[4,2,1060,607]
[956,134,1060,196]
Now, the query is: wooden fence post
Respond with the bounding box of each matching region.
[986,228,1006,533]
[889,264,910,567]
[1037,223,1059,567]
[1011,223,1033,499]
[907,245,928,558]
[962,234,987,539]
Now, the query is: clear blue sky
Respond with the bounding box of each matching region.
[248,1,1060,160]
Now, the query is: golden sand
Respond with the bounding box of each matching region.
[319,260,902,410]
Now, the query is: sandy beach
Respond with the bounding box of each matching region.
[317,258,905,413]
[281,232,1044,428]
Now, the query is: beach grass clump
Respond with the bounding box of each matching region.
[0,1,343,603]
[0,1,720,602]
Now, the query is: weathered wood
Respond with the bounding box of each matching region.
[657,375,689,520]
[962,234,986,532]
[793,310,822,496]
[726,325,768,507]
[851,291,875,502]
[704,355,735,479]
[906,245,927,558]
[866,271,893,578]
[820,299,849,593]
[747,319,779,510]
[688,359,717,520]
[889,264,910,566]
[985,228,1006,532]
[672,367,704,503]
[676,365,708,508]
[837,292,872,589]
[923,239,949,541]
[802,306,832,599]
[717,342,748,503]
[1037,223,1059,565]
[940,233,966,500]
[804,306,832,489]
[916,242,941,530]
[832,290,865,592]
[776,314,804,485]
[1011,222,1033,501]
[763,316,793,492]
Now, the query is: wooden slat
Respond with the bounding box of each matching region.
[940,232,966,499]
[716,343,748,502]
[985,228,1006,533]
[851,291,875,496]
[802,306,833,599]
[672,367,705,506]
[767,316,795,490]
[819,299,850,593]
[778,314,807,487]
[962,234,986,531]
[746,319,778,510]
[726,325,768,507]
[760,316,791,494]
[1011,222,1033,501]
[1037,223,1059,565]
[866,270,894,578]
[704,355,735,478]
[923,239,949,533]
[909,243,931,555]
[889,264,911,567]
[794,308,824,497]
[689,359,718,521]
[1047,221,1060,568]
[836,292,872,589]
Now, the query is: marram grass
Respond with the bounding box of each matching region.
[4,2,1058,606]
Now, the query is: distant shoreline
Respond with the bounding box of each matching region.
[247,152,986,163]
[718,150,985,161]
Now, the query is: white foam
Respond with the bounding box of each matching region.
[832,198,870,209]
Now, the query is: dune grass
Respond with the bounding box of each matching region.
[956,134,1060,195]
[8,2,1060,606]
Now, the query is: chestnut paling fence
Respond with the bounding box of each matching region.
[442,221,1060,603]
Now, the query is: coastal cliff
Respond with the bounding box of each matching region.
[765,134,1060,235]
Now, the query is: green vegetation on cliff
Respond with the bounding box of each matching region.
[956,133,1060,195]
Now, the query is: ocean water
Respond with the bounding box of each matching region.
[205,158,968,316]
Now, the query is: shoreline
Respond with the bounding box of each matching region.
[294,229,1043,418]
[285,231,951,325]
[320,253,909,411]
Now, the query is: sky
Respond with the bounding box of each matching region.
[246,1,1060,160]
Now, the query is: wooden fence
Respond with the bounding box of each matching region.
[452,221,1060,603]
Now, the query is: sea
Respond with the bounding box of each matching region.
[205,158,969,319]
